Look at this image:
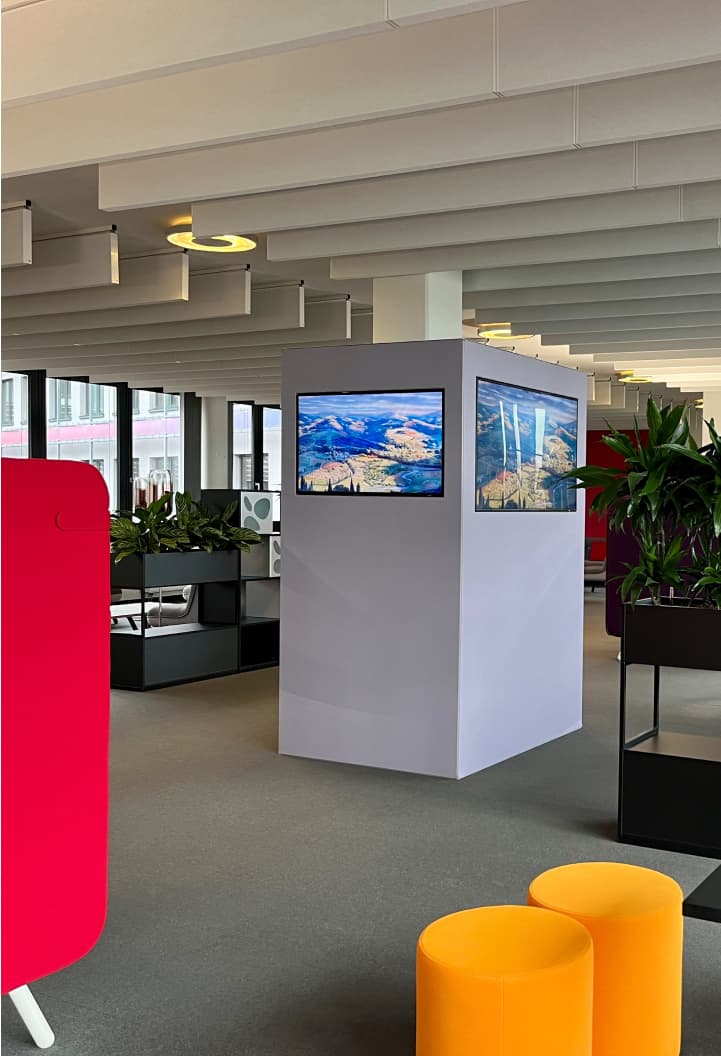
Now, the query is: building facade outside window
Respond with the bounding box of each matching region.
[263,407,282,492]
[232,403,253,488]
[1,372,29,458]
[132,390,182,493]
[90,384,105,418]
[46,377,118,507]
[57,379,72,421]
[2,378,15,427]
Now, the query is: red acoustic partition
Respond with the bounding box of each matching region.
[585,428,648,560]
[2,459,110,995]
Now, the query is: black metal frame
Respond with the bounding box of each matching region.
[116,382,133,512]
[183,392,203,498]
[27,369,48,457]
[618,653,660,824]
[252,403,264,489]
[618,602,721,858]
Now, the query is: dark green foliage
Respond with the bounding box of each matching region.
[566,398,721,608]
[111,492,260,562]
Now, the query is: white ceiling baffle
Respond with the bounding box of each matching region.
[2,0,718,405]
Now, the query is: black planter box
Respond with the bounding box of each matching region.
[621,733,721,858]
[619,600,721,858]
[111,549,240,589]
[623,601,721,671]
[110,544,280,690]
[111,624,239,690]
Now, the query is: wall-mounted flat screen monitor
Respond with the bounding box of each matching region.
[297,389,444,496]
[475,378,578,512]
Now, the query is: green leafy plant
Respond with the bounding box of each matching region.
[567,398,721,607]
[111,492,260,562]
[664,415,721,607]
[694,551,721,610]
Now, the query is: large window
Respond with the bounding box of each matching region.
[46,378,118,507]
[232,403,253,488]
[132,390,182,493]
[263,406,282,492]
[1,372,29,458]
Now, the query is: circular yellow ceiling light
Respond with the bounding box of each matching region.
[470,321,535,340]
[617,370,653,384]
[166,228,257,253]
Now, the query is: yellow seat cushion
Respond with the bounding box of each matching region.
[417,905,593,1056]
[529,863,683,1056]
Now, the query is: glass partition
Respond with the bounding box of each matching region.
[1,372,29,458]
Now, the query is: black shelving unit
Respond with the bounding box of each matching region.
[618,602,721,859]
[201,489,281,672]
[111,551,241,690]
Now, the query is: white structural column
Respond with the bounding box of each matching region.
[372,272,462,342]
[702,391,721,443]
[201,397,229,488]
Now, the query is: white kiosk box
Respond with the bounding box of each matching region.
[280,339,586,778]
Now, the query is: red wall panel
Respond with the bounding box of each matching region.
[2,460,110,993]
[584,429,647,559]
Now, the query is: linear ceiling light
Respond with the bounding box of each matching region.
[166,228,256,253]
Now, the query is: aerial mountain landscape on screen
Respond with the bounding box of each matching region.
[297,390,444,496]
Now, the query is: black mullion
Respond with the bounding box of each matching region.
[116,383,132,512]
[27,369,47,458]
[226,402,235,488]
[183,393,202,498]
[252,403,264,489]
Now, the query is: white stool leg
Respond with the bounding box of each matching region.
[8,985,55,1048]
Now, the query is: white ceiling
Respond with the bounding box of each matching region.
[2,0,721,418]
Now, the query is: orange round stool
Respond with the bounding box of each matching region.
[528,862,683,1056]
[416,905,593,1056]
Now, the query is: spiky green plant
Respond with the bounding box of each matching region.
[567,398,721,607]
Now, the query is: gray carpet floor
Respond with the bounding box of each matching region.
[3,595,720,1055]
